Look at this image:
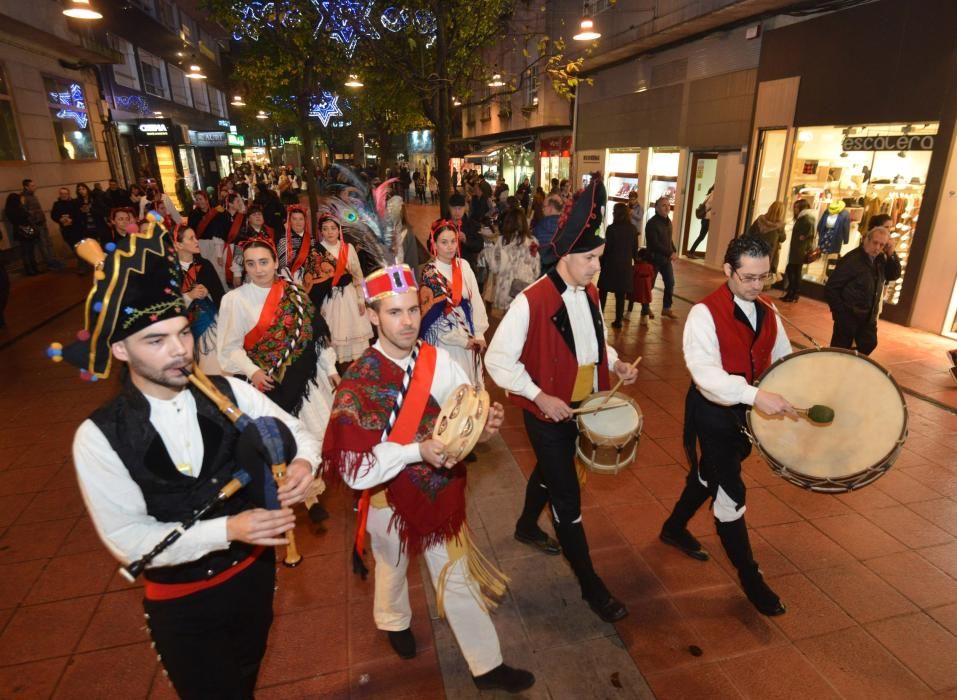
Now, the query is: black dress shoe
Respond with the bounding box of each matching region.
[741,575,787,617]
[464,451,478,463]
[587,593,628,623]
[387,628,416,659]
[514,528,560,555]
[472,664,535,693]
[659,528,710,561]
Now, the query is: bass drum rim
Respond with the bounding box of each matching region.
[746,347,909,494]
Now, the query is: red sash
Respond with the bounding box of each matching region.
[195,207,220,239]
[243,280,285,352]
[223,213,245,278]
[450,258,463,307]
[331,240,350,287]
[354,343,438,557]
[181,261,200,294]
[286,228,311,275]
[143,547,265,601]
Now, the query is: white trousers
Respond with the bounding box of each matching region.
[367,505,503,676]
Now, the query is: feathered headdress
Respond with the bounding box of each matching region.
[319,165,399,270]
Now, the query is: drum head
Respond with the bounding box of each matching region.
[749,348,907,484]
[579,393,642,441]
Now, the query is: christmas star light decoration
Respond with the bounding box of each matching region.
[49,83,89,128]
[317,0,377,56]
[308,90,342,126]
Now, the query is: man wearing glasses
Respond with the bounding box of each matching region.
[659,237,795,617]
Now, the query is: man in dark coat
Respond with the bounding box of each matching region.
[598,203,639,328]
[448,193,485,271]
[824,225,901,355]
[644,197,678,319]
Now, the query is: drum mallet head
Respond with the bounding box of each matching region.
[799,404,835,424]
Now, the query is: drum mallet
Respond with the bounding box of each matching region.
[796,405,835,424]
[594,356,643,411]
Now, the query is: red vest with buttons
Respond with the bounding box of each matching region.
[701,285,777,384]
[509,276,611,420]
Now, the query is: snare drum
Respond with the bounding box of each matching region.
[747,348,908,493]
[575,392,643,474]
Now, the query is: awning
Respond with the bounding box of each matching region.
[464,143,511,161]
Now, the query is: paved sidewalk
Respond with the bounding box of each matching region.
[0,225,956,698]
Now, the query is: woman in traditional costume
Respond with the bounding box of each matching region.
[313,213,373,364]
[276,205,313,285]
[418,219,488,388]
[217,237,336,520]
[173,224,225,375]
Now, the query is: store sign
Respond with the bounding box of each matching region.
[217,119,231,128]
[227,133,245,147]
[842,134,935,152]
[135,119,172,141]
[189,130,229,147]
[582,154,601,163]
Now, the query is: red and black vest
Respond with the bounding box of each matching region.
[700,285,777,384]
[510,269,611,420]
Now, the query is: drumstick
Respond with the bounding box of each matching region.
[595,356,642,411]
[570,398,630,415]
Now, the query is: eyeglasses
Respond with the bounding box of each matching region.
[734,270,773,284]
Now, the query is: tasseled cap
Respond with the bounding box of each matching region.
[550,176,607,258]
[362,264,418,304]
[47,219,186,381]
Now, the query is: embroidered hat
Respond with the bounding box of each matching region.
[362,264,418,304]
[47,222,186,381]
[550,176,607,258]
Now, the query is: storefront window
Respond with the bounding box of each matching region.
[782,123,936,304]
[44,77,96,160]
[647,148,679,222]
[748,128,788,227]
[0,65,24,161]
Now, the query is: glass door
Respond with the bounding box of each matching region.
[745,129,788,231]
[682,152,717,258]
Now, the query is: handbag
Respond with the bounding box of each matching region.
[695,202,706,220]
[508,277,532,300]
[804,247,822,264]
[17,225,37,239]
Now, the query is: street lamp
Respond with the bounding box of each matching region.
[488,73,505,88]
[185,64,206,80]
[573,4,601,41]
[231,95,246,106]
[256,110,269,120]
[63,0,102,19]
[344,74,364,88]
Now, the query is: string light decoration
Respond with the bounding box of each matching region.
[308,90,343,126]
[380,6,436,47]
[49,83,89,128]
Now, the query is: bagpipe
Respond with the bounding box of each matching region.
[118,364,304,581]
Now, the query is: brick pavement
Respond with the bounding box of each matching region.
[1,209,956,698]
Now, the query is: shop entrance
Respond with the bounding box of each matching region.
[682,152,717,258]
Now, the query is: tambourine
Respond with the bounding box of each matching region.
[433,384,490,463]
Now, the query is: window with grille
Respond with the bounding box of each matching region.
[44,76,96,160]
[156,0,178,31]
[480,88,491,121]
[208,86,226,117]
[0,65,24,161]
[108,34,140,91]
[525,65,539,107]
[168,64,192,107]
[138,49,169,100]
[180,13,197,45]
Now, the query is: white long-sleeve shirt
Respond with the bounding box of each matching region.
[431,258,489,339]
[341,342,470,491]
[73,377,321,568]
[485,279,619,401]
[683,295,792,406]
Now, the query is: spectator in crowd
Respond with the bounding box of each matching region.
[450,192,484,271]
[824,225,900,355]
[103,179,134,211]
[51,188,81,268]
[21,178,62,270]
[644,197,678,319]
[746,201,786,288]
[782,198,816,302]
[4,192,40,275]
[483,205,540,312]
[627,190,643,237]
[75,183,107,249]
[688,185,714,256]
[599,203,639,328]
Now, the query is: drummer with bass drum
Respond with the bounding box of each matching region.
[58,225,319,699]
[486,177,639,625]
[660,236,794,616]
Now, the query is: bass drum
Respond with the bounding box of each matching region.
[747,348,908,493]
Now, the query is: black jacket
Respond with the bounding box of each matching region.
[52,199,82,246]
[598,221,639,293]
[825,246,902,324]
[644,214,675,268]
[456,216,485,270]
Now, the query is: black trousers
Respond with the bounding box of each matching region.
[830,311,877,355]
[600,289,626,324]
[665,387,751,531]
[783,263,803,298]
[517,411,607,601]
[689,219,710,254]
[144,551,276,700]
